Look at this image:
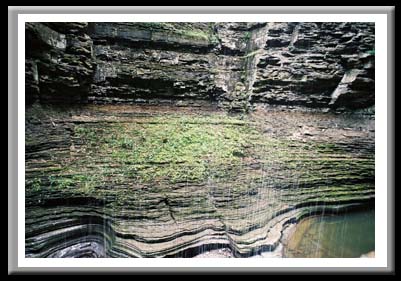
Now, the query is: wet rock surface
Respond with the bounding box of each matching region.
[25,22,375,258]
[26,22,374,112]
[25,104,374,258]
[26,23,94,104]
[251,23,374,109]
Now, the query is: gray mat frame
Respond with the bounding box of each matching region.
[8,6,395,274]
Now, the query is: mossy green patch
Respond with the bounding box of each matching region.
[75,115,255,184]
[136,22,219,45]
[25,108,374,211]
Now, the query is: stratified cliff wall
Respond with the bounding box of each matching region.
[25,23,94,104]
[252,22,374,109]
[26,22,374,111]
[24,22,375,258]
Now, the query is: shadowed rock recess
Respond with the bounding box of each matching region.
[25,22,374,258]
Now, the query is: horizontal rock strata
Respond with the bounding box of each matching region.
[251,22,375,109]
[26,22,374,112]
[25,22,375,258]
[25,105,374,257]
[25,22,94,104]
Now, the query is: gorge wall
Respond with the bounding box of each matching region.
[26,22,375,111]
[25,22,375,258]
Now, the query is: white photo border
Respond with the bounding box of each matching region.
[17,13,387,269]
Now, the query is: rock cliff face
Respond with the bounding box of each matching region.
[25,23,94,104]
[26,22,374,111]
[252,22,375,109]
[25,104,374,258]
[25,22,375,258]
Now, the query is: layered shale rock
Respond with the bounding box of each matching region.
[25,22,375,258]
[25,22,94,104]
[25,105,374,258]
[251,22,375,110]
[88,23,221,104]
[26,22,375,111]
[87,22,264,112]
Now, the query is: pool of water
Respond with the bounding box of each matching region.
[284,210,375,258]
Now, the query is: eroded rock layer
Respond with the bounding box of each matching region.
[26,22,374,111]
[25,23,94,104]
[251,23,375,109]
[25,105,374,257]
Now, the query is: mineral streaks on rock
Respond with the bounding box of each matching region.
[25,105,374,258]
[25,22,94,104]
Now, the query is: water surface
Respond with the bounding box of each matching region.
[284,210,375,258]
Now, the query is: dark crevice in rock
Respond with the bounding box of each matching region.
[91,37,215,55]
[31,197,107,208]
[165,243,231,258]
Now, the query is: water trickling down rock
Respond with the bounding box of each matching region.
[25,22,375,258]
